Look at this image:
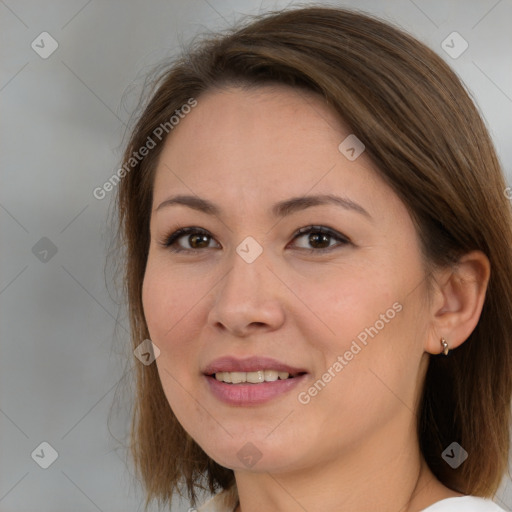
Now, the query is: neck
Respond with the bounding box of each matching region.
[232,413,449,512]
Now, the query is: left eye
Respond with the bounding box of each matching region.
[160,225,350,253]
[290,225,350,252]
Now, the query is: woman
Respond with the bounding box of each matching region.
[115,6,512,512]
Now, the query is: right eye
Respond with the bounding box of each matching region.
[160,227,220,253]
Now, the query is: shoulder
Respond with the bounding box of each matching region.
[421,495,507,512]
[195,484,239,512]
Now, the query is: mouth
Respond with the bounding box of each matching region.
[202,356,309,406]
[202,355,308,382]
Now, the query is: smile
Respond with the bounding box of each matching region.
[205,372,308,406]
[213,370,302,384]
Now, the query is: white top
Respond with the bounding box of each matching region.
[196,485,507,512]
[421,496,506,511]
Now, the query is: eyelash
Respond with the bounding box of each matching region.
[159,225,351,254]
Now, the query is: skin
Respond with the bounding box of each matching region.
[142,85,490,512]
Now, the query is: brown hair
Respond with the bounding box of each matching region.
[114,6,512,509]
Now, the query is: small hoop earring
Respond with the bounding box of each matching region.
[440,337,449,356]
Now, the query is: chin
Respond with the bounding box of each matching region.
[199,437,307,474]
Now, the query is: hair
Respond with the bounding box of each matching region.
[114,5,512,510]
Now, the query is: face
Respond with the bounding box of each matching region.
[142,85,432,473]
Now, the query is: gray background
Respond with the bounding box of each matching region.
[1,0,511,510]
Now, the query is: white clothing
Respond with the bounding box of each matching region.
[421,496,507,511]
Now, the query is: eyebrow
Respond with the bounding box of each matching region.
[155,193,372,220]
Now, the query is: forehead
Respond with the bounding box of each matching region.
[149,86,403,226]
[152,85,382,198]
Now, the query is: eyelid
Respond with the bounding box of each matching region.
[159,225,351,253]
[291,225,351,247]
[159,226,218,251]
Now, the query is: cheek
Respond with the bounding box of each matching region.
[311,287,426,436]
[142,258,196,339]
[296,262,418,402]
[296,262,399,355]
[142,265,204,427]
[142,271,168,342]
[141,262,201,384]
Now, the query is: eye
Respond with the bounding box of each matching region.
[160,227,220,253]
[290,225,351,253]
[159,225,351,254]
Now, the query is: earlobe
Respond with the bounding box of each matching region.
[426,250,490,355]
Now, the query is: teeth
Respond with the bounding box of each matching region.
[230,372,246,384]
[264,370,279,382]
[214,370,292,384]
[247,370,265,383]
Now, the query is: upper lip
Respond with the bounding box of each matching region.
[203,356,308,376]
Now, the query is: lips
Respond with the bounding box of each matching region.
[202,356,308,376]
[202,356,309,406]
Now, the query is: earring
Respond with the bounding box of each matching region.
[440,337,449,356]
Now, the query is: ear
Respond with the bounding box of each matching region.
[425,250,490,355]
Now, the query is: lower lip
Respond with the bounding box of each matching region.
[205,374,307,406]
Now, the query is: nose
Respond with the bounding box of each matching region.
[207,247,286,337]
